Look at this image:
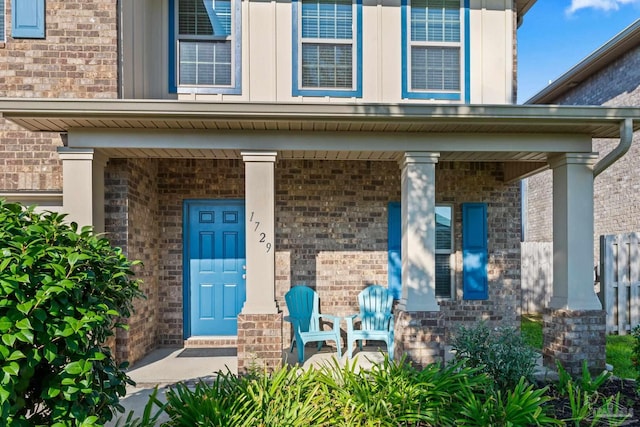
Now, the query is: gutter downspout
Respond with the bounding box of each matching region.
[593,118,634,178]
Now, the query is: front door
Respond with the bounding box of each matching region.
[185,200,246,336]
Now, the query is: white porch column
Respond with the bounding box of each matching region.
[399,152,440,312]
[57,147,107,234]
[549,153,601,310]
[241,152,278,314]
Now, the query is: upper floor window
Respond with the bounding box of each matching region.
[402,0,468,101]
[292,0,362,97]
[170,0,241,94]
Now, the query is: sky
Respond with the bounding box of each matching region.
[517,0,640,103]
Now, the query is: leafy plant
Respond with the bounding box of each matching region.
[555,360,629,426]
[451,321,539,390]
[113,387,166,427]
[0,201,144,426]
[632,325,640,384]
[456,377,560,427]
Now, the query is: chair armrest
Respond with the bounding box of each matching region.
[318,314,342,331]
[345,314,359,333]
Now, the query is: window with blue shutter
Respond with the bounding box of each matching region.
[12,0,45,39]
[292,0,362,97]
[169,0,241,94]
[462,202,488,300]
[401,0,469,101]
[388,202,453,300]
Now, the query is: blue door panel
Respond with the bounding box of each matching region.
[185,201,245,337]
[462,203,488,300]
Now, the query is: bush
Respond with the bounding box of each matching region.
[0,201,144,426]
[632,325,640,383]
[451,321,539,390]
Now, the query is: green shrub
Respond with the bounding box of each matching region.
[632,325,640,383]
[0,201,144,426]
[451,321,539,390]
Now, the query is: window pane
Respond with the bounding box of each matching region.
[436,206,452,250]
[411,46,459,91]
[435,254,452,298]
[302,43,352,88]
[301,0,352,39]
[179,41,232,86]
[179,0,231,36]
[410,0,459,43]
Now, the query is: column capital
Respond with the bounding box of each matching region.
[548,153,598,169]
[56,147,108,167]
[400,152,440,168]
[241,151,278,163]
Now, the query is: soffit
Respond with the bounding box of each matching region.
[0,99,638,138]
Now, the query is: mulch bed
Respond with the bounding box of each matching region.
[541,377,640,426]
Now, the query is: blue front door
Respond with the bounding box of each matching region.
[185,200,246,336]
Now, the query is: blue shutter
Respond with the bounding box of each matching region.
[0,0,5,42]
[12,0,45,39]
[462,203,488,300]
[388,202,401,299]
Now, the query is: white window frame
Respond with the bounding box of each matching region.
[404,0,465,99]
[294,0,361,96]
[174,0,240,93]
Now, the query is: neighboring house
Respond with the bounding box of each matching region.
[523,20,640,312]
[0,0,638,376]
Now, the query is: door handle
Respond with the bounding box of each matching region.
[242,274,246,279]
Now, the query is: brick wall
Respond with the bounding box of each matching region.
[0,0,118,192]
[525,44,640,267]
[105,158,160,364]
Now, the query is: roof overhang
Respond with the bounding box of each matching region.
[0,99,638,138]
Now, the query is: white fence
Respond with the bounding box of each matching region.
[601,233,640,335]
[521,242,553,314]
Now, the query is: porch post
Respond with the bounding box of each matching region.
[549,153,600,311]
[544,152,605,375]
[394,152,444,368]
[238,152,282,372]
[400,152,440,312]
[57,147,107,234]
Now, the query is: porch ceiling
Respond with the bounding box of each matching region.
[0,99,638,138]
[97,147,547,162]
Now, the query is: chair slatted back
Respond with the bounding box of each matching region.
[358,285,393,331]
[285,285,321,333]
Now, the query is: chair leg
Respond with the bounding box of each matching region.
[388,340,394,360]
[335,338,341,359]
[347,339,353,360]
[358,340,363,352]
[297,341,305,363]
[317,341,323,351]
[290,338,295,353]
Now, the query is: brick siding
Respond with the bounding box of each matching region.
[0,0,118,192]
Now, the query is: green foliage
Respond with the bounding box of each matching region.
[456,377,560,427]
[0,201,144,426]
[451,321,539,390]
[155,355,562,426]
[632,325,640,383]
[113,387,166,427]
[555,361,628,426]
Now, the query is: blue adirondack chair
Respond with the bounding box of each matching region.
[346,285,394,359]
[284,286,342,363]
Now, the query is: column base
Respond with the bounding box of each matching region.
[237,313,283,374]
[543,309,606,376]
[394,310,444,369]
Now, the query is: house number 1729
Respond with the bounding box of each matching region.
[249,211,272,253]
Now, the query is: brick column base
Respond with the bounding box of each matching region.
[237,313,283,374]
[543,309,606,376]
[394,310,444,369]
